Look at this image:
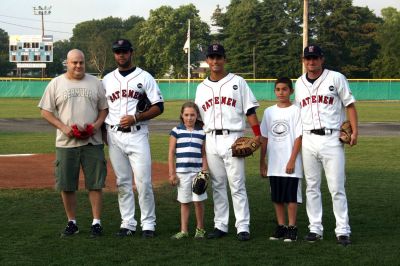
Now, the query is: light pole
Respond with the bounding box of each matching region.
[33,5,52,37]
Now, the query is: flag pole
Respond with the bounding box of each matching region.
[302,0,308,74]
[187,19,191,99]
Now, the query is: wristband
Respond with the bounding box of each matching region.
[252,125,261,136]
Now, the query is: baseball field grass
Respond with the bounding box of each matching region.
[0,100,399,265]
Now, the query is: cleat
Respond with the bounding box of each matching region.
[207,228,227,239]
[305,232,323,242]
[337,235,351,246]
[237,231,250,241]
[142,230,155,238]
[116,228,135,237]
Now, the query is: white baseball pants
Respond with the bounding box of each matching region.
[206,131,250,234]
[107,127,156,231]
[302,132,351,237]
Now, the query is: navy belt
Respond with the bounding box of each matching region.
[310,128,332,135]
[215,129,230,135]
[110,125,141,132]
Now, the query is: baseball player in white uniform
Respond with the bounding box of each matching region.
[295,45,358,246]
[102,39,164,238]
[195,44,261,241]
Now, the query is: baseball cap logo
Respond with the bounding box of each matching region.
[309,46,314,52]
[213,45,219,51]
[118,40,124,45]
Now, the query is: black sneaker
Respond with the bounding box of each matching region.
[116,228,135,237]
[337,235,351,246]
[269,225,287,240]
[60,221,79,238]
[207,228,227,239]
[90,223,103,238]
[283,225,298,242]
[142,230,155,238]
[305,232,323,242]
[237,231,250,241]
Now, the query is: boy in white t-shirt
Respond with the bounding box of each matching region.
[259,77,303,242]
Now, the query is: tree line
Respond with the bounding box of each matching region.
[0,0,399,78]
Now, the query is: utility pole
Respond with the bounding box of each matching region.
[303,0,308,73]
[33,6,52,37]
[252,46,256,79]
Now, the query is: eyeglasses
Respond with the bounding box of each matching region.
[114,50,130,55]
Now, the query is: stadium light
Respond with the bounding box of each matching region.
[33,5,52,37]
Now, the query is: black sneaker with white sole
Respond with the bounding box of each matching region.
[283,225,298,242]
[269,225,287,240]
[90,223,103,238]
[305,232,323,242]
[60,221,79,238]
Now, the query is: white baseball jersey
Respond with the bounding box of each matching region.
[295,69,355,130]
[195,73,259,132]
[102,67,164,126]
[260,104,303,178]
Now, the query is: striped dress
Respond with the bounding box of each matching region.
[170,124,205,173]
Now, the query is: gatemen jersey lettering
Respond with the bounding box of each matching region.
[195,73,259,132]
[294,69,355,130]
[102,67,164,126]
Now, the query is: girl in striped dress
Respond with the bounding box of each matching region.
[168,102,208,239]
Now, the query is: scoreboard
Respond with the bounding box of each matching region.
[9,35,53,63]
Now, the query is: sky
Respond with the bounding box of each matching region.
[0,0,399,41]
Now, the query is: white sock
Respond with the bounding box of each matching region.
[69,219,77,225]
[92,219,101,225]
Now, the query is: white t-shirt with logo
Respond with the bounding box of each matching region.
[260,104,303,178]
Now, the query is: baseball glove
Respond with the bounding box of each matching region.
[339,120,352,144]
[71,124,94,139]
[231,137,261,157]
[137,93,152,113]
[192,171,210,195]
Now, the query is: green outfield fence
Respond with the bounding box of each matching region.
[1,78,400,100]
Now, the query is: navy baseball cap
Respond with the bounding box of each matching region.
[206,44,225,57]
[112,39,133,52]
[303,45,323,57]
